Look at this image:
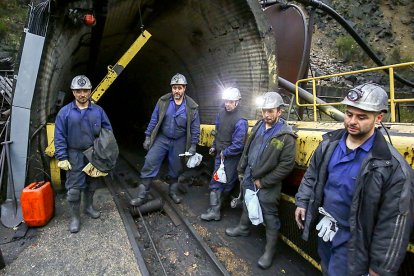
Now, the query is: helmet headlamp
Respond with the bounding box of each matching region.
[346,88,363,102]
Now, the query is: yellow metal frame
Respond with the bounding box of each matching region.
[91,30,151,102]
[295,61,414,122]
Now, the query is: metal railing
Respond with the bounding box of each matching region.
[295,61,414,122]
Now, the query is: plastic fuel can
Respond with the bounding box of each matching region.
[21,181,54,227]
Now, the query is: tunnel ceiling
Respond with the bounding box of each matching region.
[32,0,276,150]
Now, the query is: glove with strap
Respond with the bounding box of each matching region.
[316,207,338,242]
[57,160,72,171]
[143,136,151,151]
[82,162,108,177]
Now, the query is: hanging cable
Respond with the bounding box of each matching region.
[380,121,393,145]
[138,0,145,36]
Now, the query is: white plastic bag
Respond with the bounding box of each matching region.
[244,188,263,225]
[186,153,203,168]
[213,159,227,183]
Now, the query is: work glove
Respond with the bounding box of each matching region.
[82,162,108,177]
[238,173,244,183]
[57,160,72,171]
[143,136,151,151]
[316,207,338,242]
[188,144,197,156]
[209,147,216,156]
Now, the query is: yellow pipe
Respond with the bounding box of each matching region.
[389,67,395,122]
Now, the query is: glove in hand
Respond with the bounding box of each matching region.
[82,163,108,177]
[143,136,151,151]
[316,207,338,242]
[209,147,216,156]
[57,160,72,171]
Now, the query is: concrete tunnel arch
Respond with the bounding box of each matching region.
[28,0,277,182]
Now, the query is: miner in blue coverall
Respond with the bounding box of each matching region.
[55,75,113,233]
[130,73,200,206]
[200,87,248,221]
[226,91,297,269]
[295,83,414,276]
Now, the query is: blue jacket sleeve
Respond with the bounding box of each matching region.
[100,108,112,131]
[222,118,248,157]
[145,104,160,137]
[190,109,201,145]
[54,108,68,161]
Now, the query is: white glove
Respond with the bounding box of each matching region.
[57,160,72,171]
[316,207,338,242]
[82,162,108,177]
[209,147,216,156]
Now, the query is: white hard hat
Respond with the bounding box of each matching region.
[258,92,287,109]
[222,87,241,101]
[341,83,388,113]
[170,73,187,85]
[71,75,92,90]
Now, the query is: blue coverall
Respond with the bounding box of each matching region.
[54,101,112,190]
[141,97,200,179]
[210,113,247,193]
[318,132,375,275]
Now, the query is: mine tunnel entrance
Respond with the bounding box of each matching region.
[27,0,277,181]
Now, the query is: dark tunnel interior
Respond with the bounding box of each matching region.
[28,0,277,179]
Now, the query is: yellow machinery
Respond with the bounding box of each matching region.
[44,30,151,189]
[199,61,414,269]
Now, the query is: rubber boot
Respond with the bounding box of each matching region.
[258,229,279,269]
[68,201,81,233]
[200,191,222,221]
[83,190,100,219]
[130,178,151,206]
[169,182,182,204]
[225,203,250,236]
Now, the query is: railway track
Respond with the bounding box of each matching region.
[106,156,230,276]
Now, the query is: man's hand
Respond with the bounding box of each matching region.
[254,179,262,189]
[188,144,197,156]
[295,207,306,230]
[57,160,72,171]
[209,147,216,156]
[143,136,151,151]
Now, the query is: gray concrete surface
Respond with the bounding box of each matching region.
[0,188,141,276]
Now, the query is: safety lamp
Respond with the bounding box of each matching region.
[255,95,265,107]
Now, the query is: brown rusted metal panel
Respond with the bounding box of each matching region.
[264,3,311,84]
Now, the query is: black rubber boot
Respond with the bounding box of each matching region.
[201,191,222,221]
[169,182,182,204]
[83,190,100,219]
[68,201,81,233]
[258,229,279,269]
[225,203,250,236]
[130,178,151,206]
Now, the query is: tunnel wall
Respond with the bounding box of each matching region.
[27,0,277,182]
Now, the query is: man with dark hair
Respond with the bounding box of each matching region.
[295,83,413,275]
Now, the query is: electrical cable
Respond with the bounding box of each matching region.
[380,121,393,146]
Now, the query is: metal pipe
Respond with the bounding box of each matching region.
[278,76,345,121]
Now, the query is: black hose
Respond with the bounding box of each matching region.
[295,0,414,88]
